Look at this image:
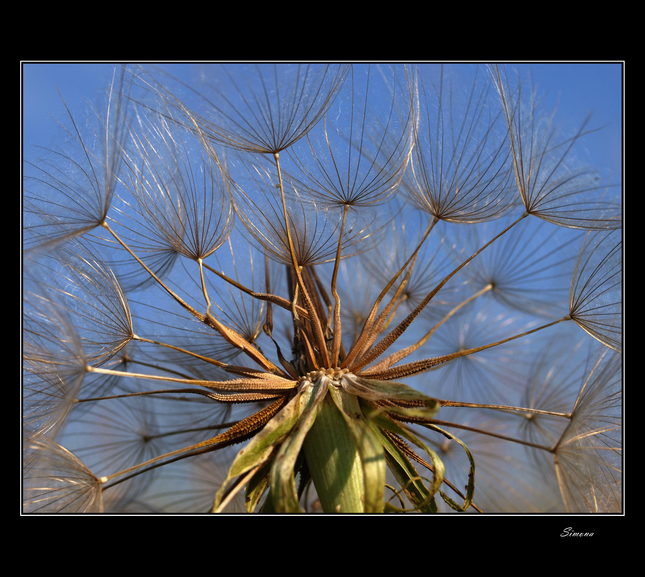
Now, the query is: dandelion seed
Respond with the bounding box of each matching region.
[123,106,235,262]
[135,63,350,155]
[569,229,622,352]
[405,64,516,223]
[23,435,104,513]
[492,65,621,230]
[23,267,88,438]
[286,63,417,208]
[553,348,622,512]
[23,67,131,254]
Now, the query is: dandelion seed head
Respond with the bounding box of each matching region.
[23,63,622,514]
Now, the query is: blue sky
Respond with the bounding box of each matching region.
[22,62,623,181]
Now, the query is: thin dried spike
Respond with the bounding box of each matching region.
[376,400,553,453]
[274,152,330,365]
[289,271,321,371]
[284,294,311,372]
[263,252,274,337]
[429,418,554,453]
[345,217,424,362]
[309,265,334,336]
[342,217,438,368]
[202,378,296,393]
[291,282,301,322]
[438,400,571,419]
[300,324,320,371]
[102,396,289,487]
[77,386,283,405]
[133,335,228,369]
[310,265,348,363]
[201,389,286,403]
[302,268,330,366]
[361,315,569,380]
[349,212,528,373]
[330,204,350,366]
[201,256,279,372]
[211,396,290,443]
[223,364,286,379]
[261,258,300,378]
[198,257,213,311]
[309,265,333,310]
[302,266,329,330]
[86,365,296,395]
[376,397,570,419]
[102,220,205,322]
[204,309,283,375]
[384,428,433,470]
[356,247,421,362]
[366,284,493,374]
[204,262,310,320]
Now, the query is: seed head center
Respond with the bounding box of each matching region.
[300,367,349,386]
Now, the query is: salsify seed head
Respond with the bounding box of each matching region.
[23,63,622,514]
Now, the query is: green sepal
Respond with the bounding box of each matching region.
[213,391,302,511]
[383,501,405,513]
[371,422,438,512]
[269,382,326,512]
[259,489,276,513]
[421,422,476,512]
[303,391,366,513]
[439,491,467,512]
[244,459,272,512]
[328,387,386,513]
[365,407,445,499]
[342,375,440,412]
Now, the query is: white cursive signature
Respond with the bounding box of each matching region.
[561,527,594,537]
